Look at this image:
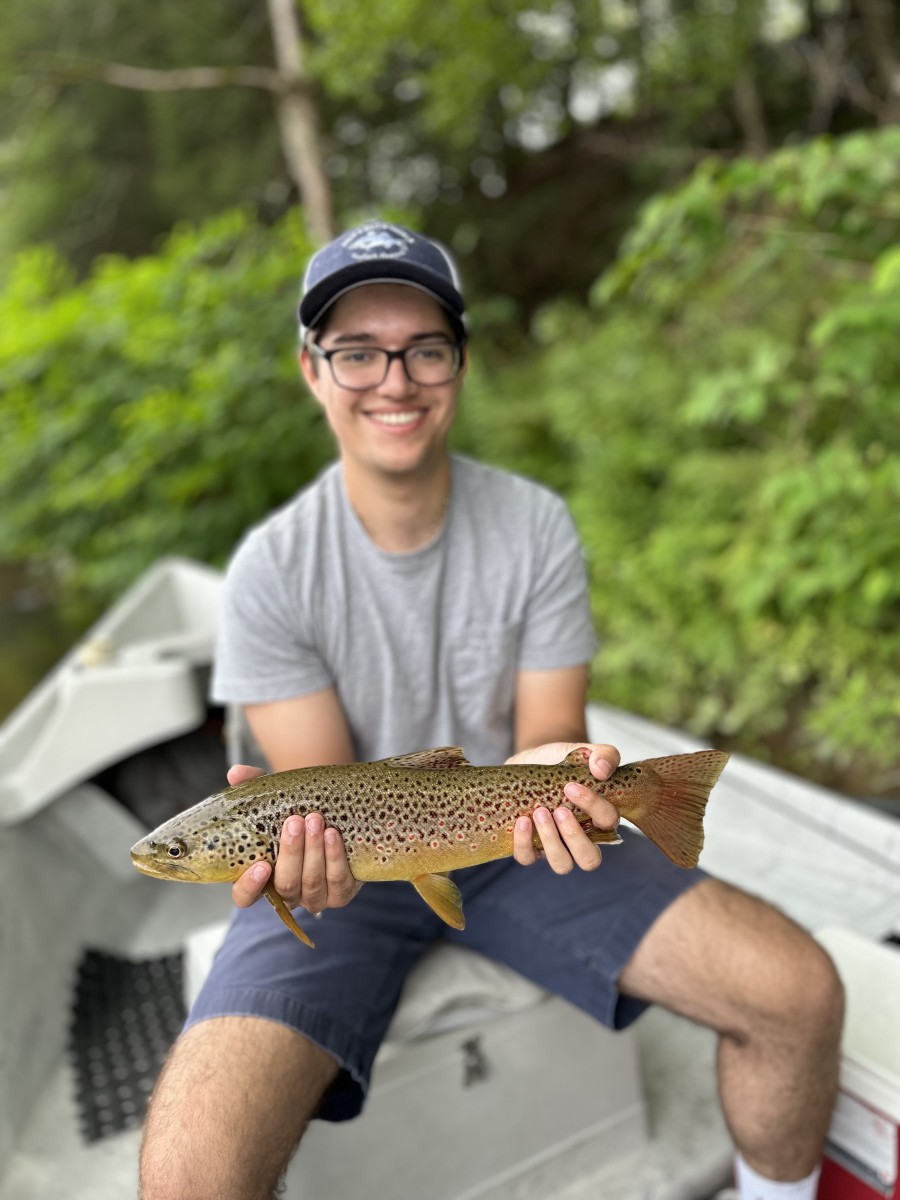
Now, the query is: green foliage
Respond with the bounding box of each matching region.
[0,209,334,606]
[462,128,900,791]
[304,0,554,145]
[3,0,893,308]
[0,0,281,270]
[1,128,897,793]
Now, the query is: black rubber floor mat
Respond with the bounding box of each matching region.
[68,948,186,1142]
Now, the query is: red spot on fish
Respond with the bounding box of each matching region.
[456,832,465,840]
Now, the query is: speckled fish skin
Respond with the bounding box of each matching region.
[131,747,729,947]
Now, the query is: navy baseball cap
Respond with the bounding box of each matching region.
[298,220,467,340]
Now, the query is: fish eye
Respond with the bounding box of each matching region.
[166,838,188,859]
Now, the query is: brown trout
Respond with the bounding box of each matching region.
[130,746,728,947]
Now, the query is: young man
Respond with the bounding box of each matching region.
[139,221,843,1200]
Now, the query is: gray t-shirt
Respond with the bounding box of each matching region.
[211,455,597,766]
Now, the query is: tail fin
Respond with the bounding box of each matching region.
[620,750,729,868]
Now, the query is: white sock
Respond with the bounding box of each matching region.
[735,1153,821,1200]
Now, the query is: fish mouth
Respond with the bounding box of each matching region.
[130,851,201,882]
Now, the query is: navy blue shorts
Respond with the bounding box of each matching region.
[186,829,707,1120]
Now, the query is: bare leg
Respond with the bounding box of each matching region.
[620,879,844,1179]
[139,1016,340,1200]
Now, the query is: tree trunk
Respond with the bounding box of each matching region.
[266,0,335,243]
[854,0,900,120]
[733,69,768,156]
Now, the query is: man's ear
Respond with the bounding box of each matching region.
[298,346,322,396]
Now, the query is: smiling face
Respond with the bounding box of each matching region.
[299,283,466,485]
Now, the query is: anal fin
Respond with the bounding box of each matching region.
[581,824,623,847]
[264,882,316,948]
[412,872,465,929]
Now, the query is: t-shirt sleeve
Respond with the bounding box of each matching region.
[517,495,598,671]
[209,528,333,705]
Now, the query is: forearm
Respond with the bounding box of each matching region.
[244,689,355,772]
[512,664,590,754]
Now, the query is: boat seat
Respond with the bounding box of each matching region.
[185,920,648,1200]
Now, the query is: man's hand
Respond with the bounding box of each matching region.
[507,742,621,873]
[227,764,363,914]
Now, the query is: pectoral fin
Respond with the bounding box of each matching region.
[412,873,466,930]
[264,883,316,949]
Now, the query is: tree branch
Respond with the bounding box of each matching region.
[24,2,338,245]
[25,56,285,94]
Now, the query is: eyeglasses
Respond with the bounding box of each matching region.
[308,339,464,390]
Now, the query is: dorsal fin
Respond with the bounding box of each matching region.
[375,747,471,770]
[562,747,592,766]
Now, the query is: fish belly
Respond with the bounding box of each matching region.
[349,827,516,882]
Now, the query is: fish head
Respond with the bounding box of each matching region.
[130,796,263,884]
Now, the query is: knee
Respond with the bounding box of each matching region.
[794,939,845,1043]
[754,920,845,1049]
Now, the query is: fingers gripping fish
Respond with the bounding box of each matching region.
[130,747,729,948]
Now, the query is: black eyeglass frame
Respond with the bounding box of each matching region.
[307,339,466,390]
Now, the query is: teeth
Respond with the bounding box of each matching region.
[370,410,421,426]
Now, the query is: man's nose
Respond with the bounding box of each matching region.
[378,353,414,395]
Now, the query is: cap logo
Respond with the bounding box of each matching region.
[342,224,412,261]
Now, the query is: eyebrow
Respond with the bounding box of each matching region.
[327,330,454,345]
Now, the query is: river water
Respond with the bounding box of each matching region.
[0,563,80,722]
